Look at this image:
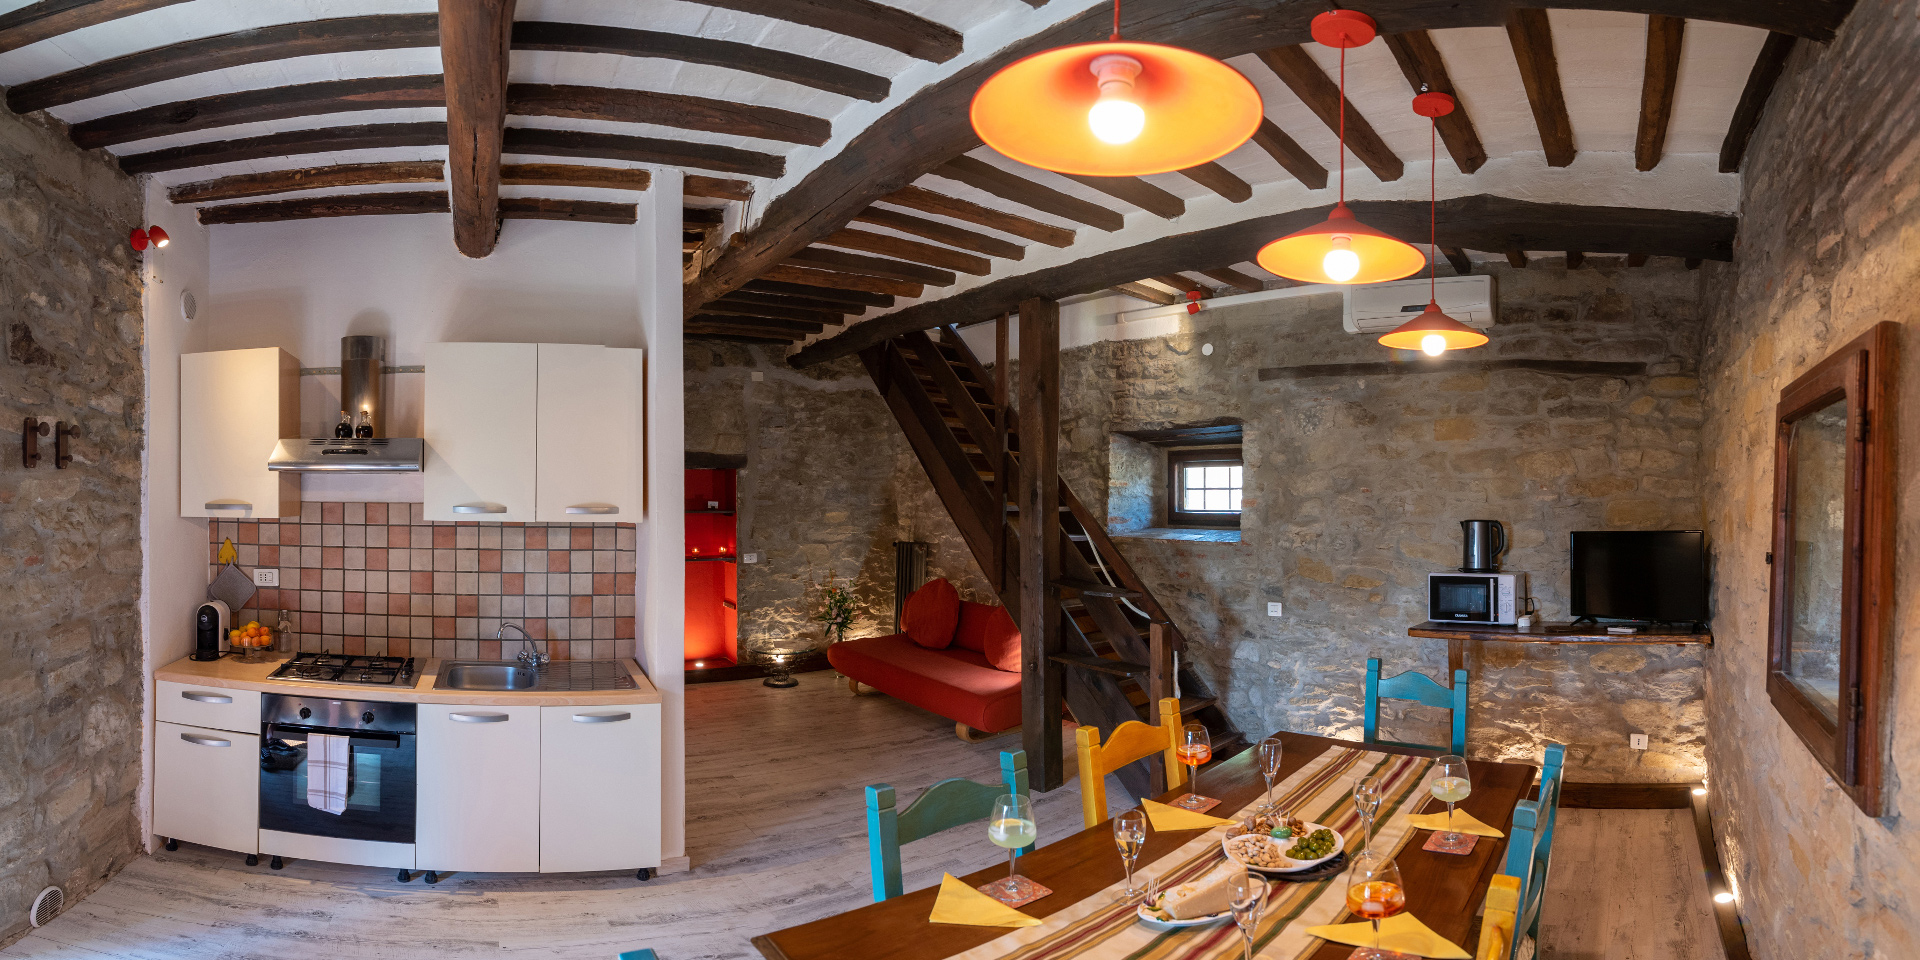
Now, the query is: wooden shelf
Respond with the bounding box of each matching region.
[685,555,737,563]
[1409,621,1712,645]
[686,509,736,515]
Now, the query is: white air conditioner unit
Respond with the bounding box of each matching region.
[1342,274,1496,335]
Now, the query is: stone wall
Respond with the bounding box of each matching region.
[683,343,992,652]
[1696,0,1920,954]
[1048,262,1710,781]
[0,109,147,946]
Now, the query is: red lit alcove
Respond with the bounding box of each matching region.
[685,469,738,667]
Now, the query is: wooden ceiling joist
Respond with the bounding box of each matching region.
[1718,32,1797,173]
[4,14,440,115]
[442,0,515,259]
[711,291,860,315]
[120,122,448,175]
[785,247,954,285]
[1381,30,1489,174]
[742,278,892,308]
[1254,45,1404,182]
[198,191,450,224]
[500,197,636,225]
[934,157,1124,232]
[685,330,796,344]
[500,163,650,191]
[687,313,821,336]
[0,0,193,56]
[1152,274,1206,295]
[69,75,444,151]
[1441,246,1472,275]
[1636,16,1686,171]
[508,83,829,146]
[503,126,783,178]
[1506,250,1530,268]
[1627,252,1650,267]
[694,0,961,62]
[881,185,1075,247]
[821,228,991,275]
[695,302,844,325]
[852,207,1024,260]
[1505,9,1577,168]
[509,20,889,102]
[1179,162,1253,203]
[1566,251,1586,268]
[1249,118,1330,190]
[1062,174,1185,219]
[167,161,445,204]
[683,208,725,226]
[761,264,924,299]
[1113,282,1178,306]
[1200,267,1264,294]
[686,175,753,201]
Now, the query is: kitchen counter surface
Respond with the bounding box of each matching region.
[156,654,663,706]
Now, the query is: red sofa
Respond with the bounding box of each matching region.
[827,582,1023,736]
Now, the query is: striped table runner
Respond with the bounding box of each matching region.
[947,745,1438,960]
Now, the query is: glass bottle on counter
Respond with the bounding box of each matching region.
[276,611,294,656]
[355,407,374,439]
[334,410,353,439]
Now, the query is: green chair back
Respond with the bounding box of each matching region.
[865,750,1030,902]
[1363,657,1468,755]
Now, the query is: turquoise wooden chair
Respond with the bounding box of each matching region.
[1493,742,1567,959]
[616,950,657,960]
[1363,658,1468,755]
[866,750,1031,902]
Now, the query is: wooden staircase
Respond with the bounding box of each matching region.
[859,322,1243,800]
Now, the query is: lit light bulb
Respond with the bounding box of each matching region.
[1713,892,1735,904]
[1323,236,1360,282]
[1421,334,1447,356]
[1087,54,1146,145]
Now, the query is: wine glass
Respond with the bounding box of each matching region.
[1257,736,1285,815]
[1432,755,1472,845]
[981,794,1038,903]
[1175,722,1212,810]
[1344,850,1407,959]
[1352,776,1383,855]
[1112,809,1147,902]
[1229,868,1268,960]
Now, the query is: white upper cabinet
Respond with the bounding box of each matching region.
[536,345,644,523]
[180,348,300,519]
[423,342,539,522]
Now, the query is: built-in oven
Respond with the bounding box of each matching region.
[259,694,417,851]
[1428,572,1528,625]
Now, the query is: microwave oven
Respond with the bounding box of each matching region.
[1429,572,1527,625]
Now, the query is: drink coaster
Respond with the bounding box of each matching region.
[978,874,1052,908]
[1422,831,1478,855]
[1169,794,1222,813]
[1346,949,1421,960]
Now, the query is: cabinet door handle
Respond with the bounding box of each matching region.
[565,504,619,515]
[450,712,510,723]
[204,500,252,511]
[571,712,631,723]
[181,691,233,704]
[181,733,231,747]
[452,503,507,514]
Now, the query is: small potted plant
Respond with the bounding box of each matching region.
[812,577,856,646]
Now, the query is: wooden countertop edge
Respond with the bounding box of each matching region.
[154,655,664,706]
[1408,621,1713,646]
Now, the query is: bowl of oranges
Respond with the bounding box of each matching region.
[229,620,274,663]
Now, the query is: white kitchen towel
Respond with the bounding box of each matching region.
[307,734,350,815]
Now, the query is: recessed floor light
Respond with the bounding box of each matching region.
[1714,892,1735,904]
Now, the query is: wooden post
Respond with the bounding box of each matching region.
[992,312,1010,593]
[441,0,516,258]
[1017,297,1063,791]
[1148,622,1175,716]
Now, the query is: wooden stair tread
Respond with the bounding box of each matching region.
[1049,653,1150,678]
[1050,577,1144,600]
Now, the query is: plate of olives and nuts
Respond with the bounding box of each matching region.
[1221,813,1345,873]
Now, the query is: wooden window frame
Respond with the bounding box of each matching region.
[1765,322,1898,817]
[1167,447,1243,529]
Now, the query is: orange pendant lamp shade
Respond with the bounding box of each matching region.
[1256,203,1428,284]
[971,40,1262,177]
[1379,301,1489,355]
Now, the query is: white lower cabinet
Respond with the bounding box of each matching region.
[539,703,662,872]
[416,704,541,873]
[155,721,260,854]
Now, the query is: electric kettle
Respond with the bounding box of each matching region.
[1460,520,1506,573]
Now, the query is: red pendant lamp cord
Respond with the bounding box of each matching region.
[1338,45,1347,203]
[1111,0,1121,41]
[1430,111,1437,299]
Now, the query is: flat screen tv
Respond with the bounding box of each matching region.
[1569,530,1709,624]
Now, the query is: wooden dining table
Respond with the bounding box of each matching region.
[751,731,1536,960]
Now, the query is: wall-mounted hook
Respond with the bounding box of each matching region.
[55,421,79,468]
[22,417,49,468]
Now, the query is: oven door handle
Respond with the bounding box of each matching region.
[267,724,406,747]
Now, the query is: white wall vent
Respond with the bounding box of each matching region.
[29,886,63,928]
[1342,274,1496,334]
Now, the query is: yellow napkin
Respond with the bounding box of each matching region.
[1140,798,1237,831]
[1306,912,1470,959]
[928,874,1041,928]
[1406,806,1504,838]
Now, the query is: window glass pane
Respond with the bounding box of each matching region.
[1205,489,1229,511]
[1184,490,1205,511]
[1205,466,1230,488]
[1229,490,1242,511]
[1228,466,1242,487]
[1185,466,1208,489]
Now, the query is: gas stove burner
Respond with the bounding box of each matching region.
[269,654,416,687]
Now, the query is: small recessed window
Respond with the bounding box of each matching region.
[1168,447,1243,528]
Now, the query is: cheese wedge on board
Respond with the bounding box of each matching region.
[1160,866,1237,920]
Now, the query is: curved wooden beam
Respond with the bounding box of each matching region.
[510,21,888,102]
[508,83,829,146]
[198,191,449,224]
[70,75,444,150]
[786,196,1740,366]
[1718,32,1796,173]
[881,186,1075,247]
[120,122,448,175]
[693,0,961,62]
[168,161,445,204]
[0,0,191,56]
[503,126,783,178]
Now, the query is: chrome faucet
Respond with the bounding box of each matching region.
[497,622,547,670]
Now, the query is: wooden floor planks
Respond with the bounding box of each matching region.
[1537,807,1727,960]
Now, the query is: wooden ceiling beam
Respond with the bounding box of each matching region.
[821,228,991,275]
[197,191,449,225]
[442,0,515,259]
[712,291,861,315]
[1566,250,1585,269]
[685,175,753,201]
[761,264,925,298]
[503,127,782,178]
[499,197,635,225]
[1719,32,1797,173]
[1178,162,1253,203]
[0,0,192,56]
[1505,9,1577,168]
[1506,250,1530,268]
[1200,267,1264,294]
[1113,282,1178,306]
[696,302,844,325]
[934,157,1124,231]
[852,207,1024,260]
[687,314,821,336]
[1381,30,1488,174]
[693,0,961,62]
[1062,174,1185,219]
[1249,118,1329,190]
[1151,274,1206,295]
[1627,252,1650,267]
[743,278,892,308]
[510,20,888,102]
[167,161,445,204]
[1635,15,1686,171]
[69,75,443,150]
[787,197,1739,367]
[1254,45,1404,182]
[786,247,955,285]
[1441,246,1472,275]
[508,83,829,146]
[501,163,650,191]
[683,208,725,226]
[881,185,1075,247]
[685,330,797,344]
[119,122,447,175]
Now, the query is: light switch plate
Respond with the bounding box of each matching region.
[743,553,759,563]
[1267,602,1283,617]
[252,569,279,587]
[1630,733,1649,750]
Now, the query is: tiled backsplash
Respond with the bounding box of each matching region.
[208,501,637,661]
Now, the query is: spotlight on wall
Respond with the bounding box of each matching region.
[129,226,170,251]
[1713,891,1735,904]
[1692,786,1707,796]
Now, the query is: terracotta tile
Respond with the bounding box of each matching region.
[301,611,320,632]
[434,526,456,548]
[615,573,635,595]
[387,594,411,616]
[548,637,570,660]
[259,545,280,567]
[525,527,548,550]
[433,617,455,639]
[503,572,524,595]
[570,527,594,550]
[322,547,344,569]
[280,522,301,544]
[253,588,276,610]
[410,570,433,594]
[390,525,412,549]
[477,549,501,572]
[617,617,635,639]
[345,592,367,614]
[344,636,365,655]
[322,502,344,524]
[301,568,322,590]
[479,640,502,660]
[526,618,548,640]
[456,594,479,617]
[570,595,593,618]
[366,548,386,570]
[366,503,388,525]
[548,550,571,574]
[593,573,615,595]
[388,638,409,657]
[238,522,259,544]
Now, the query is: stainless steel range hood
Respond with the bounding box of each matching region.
[270,437,424,473]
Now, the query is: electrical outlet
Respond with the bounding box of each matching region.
[1630,733,1649,750]
[1267,602,1283,617]
[742,552,760,564]
[252,569,279,587]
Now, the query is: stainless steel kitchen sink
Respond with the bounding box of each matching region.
[432,660,637,692]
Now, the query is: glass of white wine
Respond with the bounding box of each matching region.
[1432,755,1472,845]
[1257,736,1285,816]
[1112,808,1147,902]
[981,794,1039,904]
[1352,776,1383,855]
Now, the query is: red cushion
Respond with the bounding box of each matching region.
[958,602,1022,673]
[901,578,960,649]
[828,634,1023,733]
[953,600,993,652]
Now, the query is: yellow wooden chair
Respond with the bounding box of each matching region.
[1073,698,1185,829]
[1475,874,1521,960]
